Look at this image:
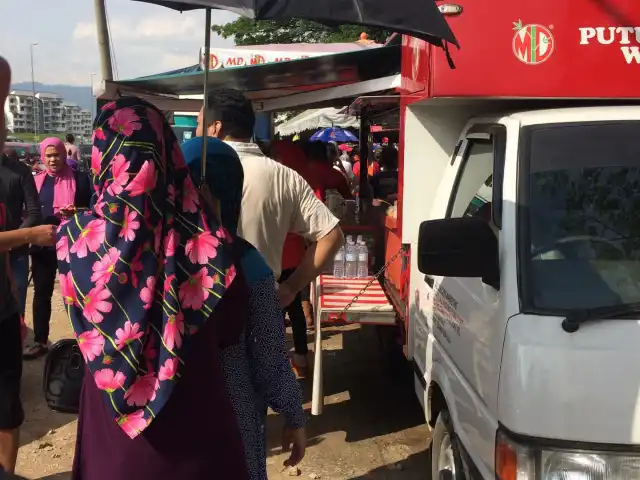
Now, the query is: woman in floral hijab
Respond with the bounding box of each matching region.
[58,97,249,480]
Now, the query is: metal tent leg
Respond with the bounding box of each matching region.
[311,281,323,415]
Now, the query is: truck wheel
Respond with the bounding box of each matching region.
[431,410,464,480]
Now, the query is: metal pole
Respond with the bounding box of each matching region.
[94,0,113,81]
[311,281,323,415]
[199,8,212,186]
[30,42,37,141]
[358,106,370,199]
[90,73,96,121]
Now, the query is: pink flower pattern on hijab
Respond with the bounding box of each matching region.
[56,97,237,439]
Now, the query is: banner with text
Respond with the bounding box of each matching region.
[199,47,341,70]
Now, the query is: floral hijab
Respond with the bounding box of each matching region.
[56,97,237,439]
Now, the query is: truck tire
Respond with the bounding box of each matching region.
[431,409,464,480]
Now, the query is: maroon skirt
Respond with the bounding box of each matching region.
[72,268,250,480]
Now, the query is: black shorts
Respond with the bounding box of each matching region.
[0,314,24,430]
[299,283,310,302]
[279,269,311,302]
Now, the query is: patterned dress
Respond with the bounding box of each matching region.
[221,252,306,480]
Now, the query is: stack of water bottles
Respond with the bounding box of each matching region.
[333,235,369,278]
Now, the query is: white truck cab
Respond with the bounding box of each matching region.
[406,104,640,479]
[396,2,640,477]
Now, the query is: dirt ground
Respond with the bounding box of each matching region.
[16,284,432,479]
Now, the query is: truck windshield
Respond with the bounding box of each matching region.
[523,121,640,313]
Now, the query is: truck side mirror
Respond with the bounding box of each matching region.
[417,217,499,289]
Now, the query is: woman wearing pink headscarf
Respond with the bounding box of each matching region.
[23,138,91,360]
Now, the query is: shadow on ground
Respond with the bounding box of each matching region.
[347,450,431,479]
[266,324,426,453]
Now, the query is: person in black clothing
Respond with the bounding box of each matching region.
[0,154,42,320]
[0,56,57,476]
[23,138,92,360]
[370,145,399,201]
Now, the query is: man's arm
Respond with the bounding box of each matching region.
[279,226,344,302]
[0,228,45,252]
[278,171,345,305]
[19,164,42,228]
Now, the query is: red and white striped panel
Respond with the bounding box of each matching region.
[317,275,393,312]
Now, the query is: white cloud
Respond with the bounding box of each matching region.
[73,22,97,41]
[160,53,199,70]
[73,14,215,42]
[3,0,237,86]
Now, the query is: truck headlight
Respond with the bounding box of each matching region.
[496,430,640,480]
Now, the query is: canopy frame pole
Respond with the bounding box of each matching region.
[358,106,370,202]
[94,0,113,81]
[200,7,212,187]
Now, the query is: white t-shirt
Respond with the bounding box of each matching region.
[335,155,354,180]
[226,141,340,279]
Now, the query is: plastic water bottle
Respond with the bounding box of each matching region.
[357,241,369,278]
[333,246,345,278]
[345,241,358,278]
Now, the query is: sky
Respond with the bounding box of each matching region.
[0,0,238,87]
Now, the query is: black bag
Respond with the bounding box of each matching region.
[43,339,85,414]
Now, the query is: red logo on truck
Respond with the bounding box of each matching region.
[512,20,554,65]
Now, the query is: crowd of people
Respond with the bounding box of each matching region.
[0,53,353,479]
[0,47,401,477]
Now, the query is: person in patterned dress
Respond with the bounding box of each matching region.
[64,97,251,480]
[182,137,306,479]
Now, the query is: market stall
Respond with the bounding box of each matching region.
[97,45,401,112]
[102,0,459,420]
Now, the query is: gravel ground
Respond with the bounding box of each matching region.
[15,286,432,479]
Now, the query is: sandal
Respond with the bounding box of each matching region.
[23,343,48,360]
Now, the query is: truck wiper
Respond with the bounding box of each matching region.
[562,302,640,333]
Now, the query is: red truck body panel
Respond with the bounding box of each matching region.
[401,0,640,98]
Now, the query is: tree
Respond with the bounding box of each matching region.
[212,18,391,46]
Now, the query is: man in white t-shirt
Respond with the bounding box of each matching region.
[196,89,344,308]
[337,150,354,182]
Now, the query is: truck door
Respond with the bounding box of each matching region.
[428,124,506,478]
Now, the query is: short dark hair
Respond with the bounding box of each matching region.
[205,88,255,139]
[305,141,329,163]
[65,133,74,144]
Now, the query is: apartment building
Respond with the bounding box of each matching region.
[4,90,38,133]
[4,90,93,138]
[37,92,65,133]
[63,102,92,137]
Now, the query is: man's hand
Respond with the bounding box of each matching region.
[277,282,296,309]
[58,205,76,218]
[282,427,306,467]
[29,225,56,247]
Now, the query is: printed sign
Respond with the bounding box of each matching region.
[579,27,640,64]
[199,47,341,70]
[512,20,554,65]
